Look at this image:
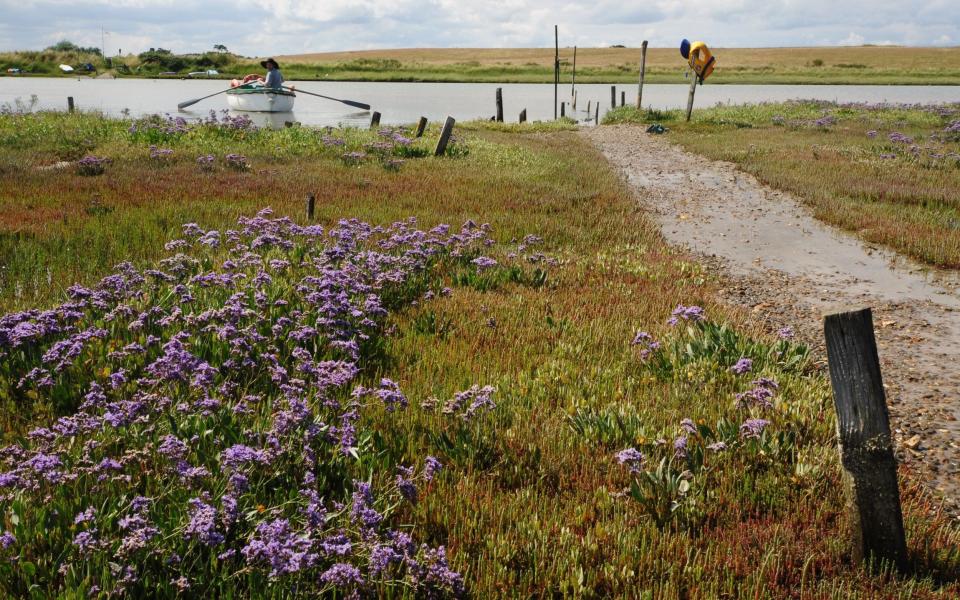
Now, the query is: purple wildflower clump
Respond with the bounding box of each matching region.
[866,130,878,138]
[630,331,661,360]
[668,304,706,326]
[740,418,771,439]
[889,131,914,145]
[184,498,224,546]
[242,518,317,578]
[149,145,174,160]
[423,456,443,482]
[320,562,363,587]
[471,256,497,270]
[225,153,249,171]
[77,155,109,176]
[735,377,779,410]
[777,326,794,339]
[196,154,215,170]
[813,115,836,127]
[442,385,497,420]
[616,447,645,474]
[731,357,753,375]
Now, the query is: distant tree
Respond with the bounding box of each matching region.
[213,44,228,53]
[46,40,102,55]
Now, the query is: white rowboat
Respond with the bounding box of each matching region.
[225,85,295,113]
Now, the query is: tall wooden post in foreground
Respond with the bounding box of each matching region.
[415,117,428,138]
[553,25,559,120]
[67,97,75,112]
[636,41,648,109]
[570,46,577,106]
[370,111,381,128]
[495,87,503,122]
[434,116,456,156]
[610,86,616,109]
[685,76,697,122]
[824,308,908,571]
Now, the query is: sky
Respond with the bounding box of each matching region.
[0,0,956,56]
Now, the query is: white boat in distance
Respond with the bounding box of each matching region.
[225,84,295,113]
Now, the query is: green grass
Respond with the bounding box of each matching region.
[604,101,960,268]
[1,111,959,597]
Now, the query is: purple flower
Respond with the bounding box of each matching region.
[777,326,794,339]
[184,498,224,547]
[375,378,408,412]
[673,436,688,460]
[616,447,645,474]
[740,418,771,439]
[471,256,497,270]
[0,531,15,549]
[242,518,317,578]
[424,456,442,482]
[396,465,418,504]
[668,304,705,326]
[707,441,728,452]
[320,562,363,587]
[679,418,697,434]
[630,331,660,360]
[731,357,753,375]
[866,130,878,138]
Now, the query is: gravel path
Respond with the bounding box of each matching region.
[584,125,960,514]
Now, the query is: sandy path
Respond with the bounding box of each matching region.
[584,125,960,513]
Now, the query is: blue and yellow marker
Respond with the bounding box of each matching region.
[680,39,716,82]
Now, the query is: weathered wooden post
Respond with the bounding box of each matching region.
[685,76,698,122]
[306,193,315,221]
[570,45,577,106]
[594,102,599,124]
[636,40,648,109]
[415,117,428,138]
[620,91,625,107]
[67,97,75,112]
[370,111,381,128]
[610,86,616,109]
[560,102,565,118]
[824,308,908,571]
[495,87,503,122]
[553,25,559,120]
[586,99,591,115]
[434,116,456,156]
[519,109,527,124]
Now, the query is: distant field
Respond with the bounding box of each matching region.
[274,46,960,85]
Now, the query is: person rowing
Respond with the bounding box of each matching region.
[260,57,284,89]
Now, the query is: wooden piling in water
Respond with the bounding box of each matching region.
[553,25,559,120]
[637,40,648,109]
[587,99,591,114]
[571,45,577,106]
[573,90,577,110]
[595,102,599,125]
[560,102,565,118]
[519,109,526,124]
[823,308,908,571]
[495,87,503,122]
[67,97,74,112]
[370,111,381,128]
[434,116,456,156]
[415,117,427,138]
[621,91,625,107]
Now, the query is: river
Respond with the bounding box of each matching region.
[2,77,959,128]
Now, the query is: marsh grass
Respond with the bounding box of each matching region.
[605,101,960,268]
[1,111,959,597]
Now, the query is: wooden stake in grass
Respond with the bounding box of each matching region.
[415,117,427,138]
[306,193,315,221]
[519,109,526,124]
[595,102,599,125]
[434,116,456,156]
[611,86,616,109]
[685,76,698,122]
[560,102,565,118]
[67,97,74,112]
[636,40,648,109]
[370,111,381,128]
[823,308,908,571]
[496,87,503,122]
[621,91,625,107]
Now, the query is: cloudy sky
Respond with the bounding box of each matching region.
[0,1,956,55]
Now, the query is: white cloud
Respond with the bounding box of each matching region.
[839,32,865,46]
[0,0,957,54]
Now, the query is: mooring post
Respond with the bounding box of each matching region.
[594,102,599,124]
[823,307,908,571]
[519,109,527,124]
[637,40,648,109]
[570,45,577,105]
[573,90,577,110]
[586,99,591,114]
[621,91,625,107]
[67,96,75,112]
[306,193,315,221]
[495,87,503,122]
[415,117,428,138]
[434,116,456,156]
[370,111,381,128]
[610,86,616,109]
[685,76,698,122]
[560,102,565,118]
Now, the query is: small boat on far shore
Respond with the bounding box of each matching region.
[226,83,295,113]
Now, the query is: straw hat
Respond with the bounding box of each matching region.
[260,58,280,69]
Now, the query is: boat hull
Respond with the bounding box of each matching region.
[226,88,295,113]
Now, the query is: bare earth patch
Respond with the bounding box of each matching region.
[585,124,960,514]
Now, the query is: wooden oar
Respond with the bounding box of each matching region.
[283,86,370,111]
[177,86,235,110]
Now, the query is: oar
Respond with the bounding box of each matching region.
[177,86,235,110]
[283,86,370,111]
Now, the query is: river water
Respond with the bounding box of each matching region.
[2,77,959,128]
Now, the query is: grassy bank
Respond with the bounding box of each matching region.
[605,101,960,268]
[1,111,959,597]
[4,46,960,84]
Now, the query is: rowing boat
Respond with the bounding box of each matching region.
[225,84,295,113]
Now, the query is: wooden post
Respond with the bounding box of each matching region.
[611,86,616,109]
[434,116,456,156]
[370,111,381,128]
[495,87,503,122]
[519,109,527,124]
[570,45,577,105]
[415,117,427,138]
[620,91,625,107]
[560,102,565,118]
[824,308,908,571]
[595,102,599,125]
[637,41,648,109]
[587,99,591,114]
[306,193,315,221]
[685,76,698,122]
[67,97,75,112]
[554,25,559,120]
